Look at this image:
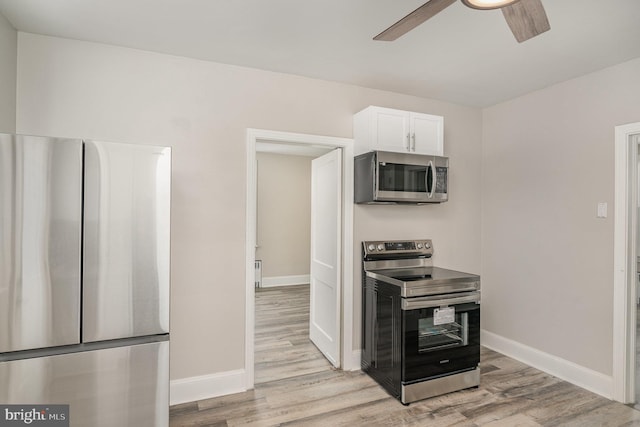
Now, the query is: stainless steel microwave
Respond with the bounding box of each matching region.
[354,151,448,204]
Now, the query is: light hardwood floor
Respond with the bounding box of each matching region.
[253,285,332,384]
[170,285,640,426]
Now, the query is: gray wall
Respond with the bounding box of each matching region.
[482,57,640,376]
[256,152,312,279]
[0,12,16,132]
[15,33,483,381]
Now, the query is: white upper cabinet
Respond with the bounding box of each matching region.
[409,113,443,155]
[354,106,444,156]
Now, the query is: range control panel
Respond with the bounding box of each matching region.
[363,239,433,258]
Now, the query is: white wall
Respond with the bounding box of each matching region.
[0,12,16,132]
[256,152,311,279]
[482,57,640,378]
[15,33,482,384]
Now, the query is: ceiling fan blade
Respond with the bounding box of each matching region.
[501,0,550,43]
[374,0,457,41]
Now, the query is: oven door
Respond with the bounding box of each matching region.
[402,292,480,383]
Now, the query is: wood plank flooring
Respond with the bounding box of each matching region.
[170,284,640,426]
[253,285,331,384]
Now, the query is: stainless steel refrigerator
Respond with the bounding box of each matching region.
[0,134,171,426]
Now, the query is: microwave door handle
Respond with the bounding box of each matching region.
[427,160,435,199]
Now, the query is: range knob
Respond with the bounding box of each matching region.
[367,244,376,252]
[417,243,423,249]
[377,244,385,251]
[425,242,431,249]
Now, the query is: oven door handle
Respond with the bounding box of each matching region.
[401,292,480,311]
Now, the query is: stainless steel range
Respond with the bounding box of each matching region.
[361,239,480,404]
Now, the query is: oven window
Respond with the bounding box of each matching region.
[417,312,468,353]
[378,163,427,193]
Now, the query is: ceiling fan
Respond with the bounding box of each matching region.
[374,0,550,43]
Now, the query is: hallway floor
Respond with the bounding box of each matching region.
[254,285,332,384]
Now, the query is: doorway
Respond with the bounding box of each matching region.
[244,129,355,390]
[613,122,640,404]
[253,146,331,384]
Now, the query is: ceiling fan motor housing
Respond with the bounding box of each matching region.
[461,0,521,10]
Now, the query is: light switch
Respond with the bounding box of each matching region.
[597,202,607,218]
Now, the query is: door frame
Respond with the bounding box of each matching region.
[244,128,355,390]
[613,121,640,403]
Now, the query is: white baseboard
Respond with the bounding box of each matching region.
[481,329,613,399]
[261,274,310,288]
[170,369,246,406]
[347,350,362,371]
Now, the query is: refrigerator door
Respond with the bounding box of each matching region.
[0,340,169,427]
[0,134,82,353]
[83,141,171,342]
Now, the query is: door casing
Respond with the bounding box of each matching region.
[245,128,355,390]
[613,122,640,403]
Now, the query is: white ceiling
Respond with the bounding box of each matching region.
[0,0,639,107]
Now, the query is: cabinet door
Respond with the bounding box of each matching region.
[373,107,411,153]
[409,113,444,156]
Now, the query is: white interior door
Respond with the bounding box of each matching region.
[310,148,342,367]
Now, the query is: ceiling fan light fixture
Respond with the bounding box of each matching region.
[461,0,520,10]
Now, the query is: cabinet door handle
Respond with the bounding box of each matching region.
[406,133,410,151]
[411,133,416,151]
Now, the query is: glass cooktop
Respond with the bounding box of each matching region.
[373,266,478,283]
